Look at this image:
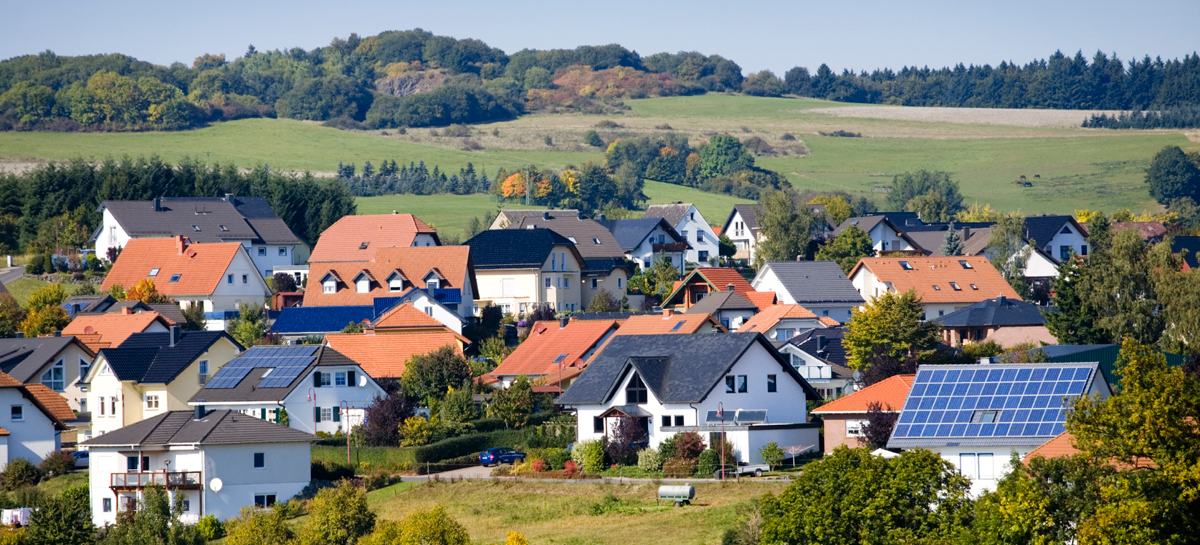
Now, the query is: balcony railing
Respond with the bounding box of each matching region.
[110,471,202,491]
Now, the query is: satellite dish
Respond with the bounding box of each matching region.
[853,370,862,382]
[209,478,223,492]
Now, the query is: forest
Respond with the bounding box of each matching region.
[3,29,1200,132]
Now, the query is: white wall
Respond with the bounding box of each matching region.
[280,366,384,435]
[1040,223,1087,263]
[726,210,758,260]
[242,242,297,278]
[0,389,59,469]
[751,267,857,323]
[400,291,464,333]
[208,247,272,314]
[674,205,719,266]
[934,446,1027,497]
[202,442,311,520]
[95,209,131,263]
[412,234,438,247]
[629,224,685,271]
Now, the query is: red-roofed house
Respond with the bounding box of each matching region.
[661,268,769,310]
[848,256,1022,319]
[737,304,829,341]
[100,236,271,325]
[324,331,466,379]
[811,374,915,454]
[309,213,439,263]
[1023,431,1157,469]
[0,370,70,469]
[610,310,725,336]
[487,320,619,388]
[63,310,173,351]
[304,246,476,319]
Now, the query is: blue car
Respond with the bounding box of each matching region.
[479,447,526,466]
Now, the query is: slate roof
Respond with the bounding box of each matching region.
[309,213,438,262]
[324,332,464,379]
[0,336,93,383]
[812,374,915,414]
[303,246,477,307]
[464,229,584,269]
[62,295,117,317]
[642,203,692,228]
[1024,215,1082,251]
[189,345,359,402]
[786,327,851,369]
[758,261,865,305]
[271,305,376,334]
[1170,236,1200,270]
[504,214,624,259]
[98,197,300,246]
[81,409,315,447]
[98,330,241,384]
[557,333,820,405]
[685,291,758,314]
[935,296,1046,328]
[848,256,1023,304]
[595,218,686,252]
[101,238,248,296]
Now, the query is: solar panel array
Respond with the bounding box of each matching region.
[704,409,768,425]
[891,366,1092,440]
[205,345,320,389]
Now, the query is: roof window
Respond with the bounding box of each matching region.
[670,321,685,332]
[593,238,601,244]
[958,260,973,269]
[949,282,961,291]
[359,242,369,250]
[932,285,941,291]
[219,225,229,232]
[149,268,160,277]
[970,284,978,290]
[169,274,181,283]
[192,225,201,232]
[568,236,577,243]
[553,354,567,363]
[899,261,913,270]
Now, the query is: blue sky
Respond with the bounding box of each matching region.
[3,0,1198,74]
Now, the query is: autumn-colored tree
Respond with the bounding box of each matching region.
[359,506,468,545]
[25,282,67,312]
[809,195,854,226]
[126,278,171,304]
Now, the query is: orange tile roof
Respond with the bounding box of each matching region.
[310,213,437,262]
[612,313,725,335]
[0,371,21,387]
[818,317,840,327]
[371,302,447,331]
[63,311,173,351]
[1022,431,1157,469]
[101,237,244,296]
[0,427,8,436]
[746,291,777,308]
[23,383,75,422]
[303,246,476,307]
[848,256,1022,304]
[738,304,820,334]
[324,331,464,379]
[488,320,618,380]
[812,374,916,414]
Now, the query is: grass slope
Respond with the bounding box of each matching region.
[6,277,87,306]
[368,480,783,545]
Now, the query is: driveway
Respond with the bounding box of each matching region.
[0,266,23,286]
[432,464,493,479]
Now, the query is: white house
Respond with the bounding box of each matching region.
[0,372,70,469]
[557,333,822,465]
[776,328,856,399]
[94,196,305,277]
[644,203,720,266]
[847,256,1024,320]
[81,409,314,525]
[596,217,689,271]
[465,228,586,315]
[188,345,385,435]
[887,362,1111,497]
[832,213,924,254]
[751,261,865,323]
[736,304,833,343]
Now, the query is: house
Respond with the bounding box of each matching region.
[189,345,385,435]
[1107,221,1167,243]
[1020,431,1156,468]
[936,296,1057,347]
[24,382,80,444]
[661,267,775,311]
[610,310,726,336]
[737,304,833,342]
[272,294,465,341]
[751,261,866,323]
[100,236,271,328]
[1170,236,1200,271]
[486,319,619,388]
[63,309,174,351]
[324,329,467,380]
[491,209,577,230]
[0,336,96,412]
[98,300,188,325]
[62,295,118,318]
[304,246,477,319]
[82,409,315,526]
[901,223,994,257]
[887,362,1111,496]
[725,203,836,261]
[832,214,924,254]
[596,217,689,271]
[557,332,823,465]
[1025,215,1089,263]
[85,328,243,438]
[309,212,439,263]
[811,374,915,454]
[464,228,586,314]
[643,203,721,266]
[684,291,759,331]
[0,371,70,469]
[777,327,855,398]
[501,211,633,303]
[848,256,1023,319]
[94,196,305,277]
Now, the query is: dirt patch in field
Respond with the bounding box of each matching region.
[0,157,48,174]
[804,105,1124,129]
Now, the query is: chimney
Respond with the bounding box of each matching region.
[597,214,606,221]
[979,357,992,365]
[53,330,61,337]
[194,405,206,419]
[170,325,181,347]
[15,332,23,338]
[559,316,569,329]
[175,235,187,255]
[662,308,674,319]
[223,193,233,202]
[153,197,162,212]
[962,226,971,240]
[726,283,735,292]
[542,211,551,220]
[997,295,1006,305]
[122,307,131,315]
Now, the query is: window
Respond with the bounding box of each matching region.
[899,261,913,270]
[544,277,552,289]
[767,374,777,392]
[958,260,973,269]
[695,230,703,242]
[661,415,671,428]
[698,250,708,261]
[775,329,794,341]
[320,407,333,421]
[198,360,209,385]
[1060,245,1071,261]
[110,397,117,415]
[192,225,201,232]
[822,310,829,316]
[79,398,87,413]
[626,373,647,404]
[389,279,404,292]
[594,416,604,433]
[41,359,65,391]
[169,274,181,283]
[726,375,736,393]
[227,274,234,284]
[970,283,978,290]
[949,282,961,291]
[681,230,688,241]
[127,456,139,472]
[9,405,22,421]
[1081,244,1088,256]
[561,252,567,270]
[149,268,160,277]
[242,275,248,284]
[617,278,622,289]
[551,253,556,271]
[359,242,369,250]
[938,310,944,317]
[960,454,976,477]
[424,306,433,316]
[145,395,159,409]
[973,410,998,423]
[183,500,190,512]
[253,452,265,468]
[335,372,347,387]
[257,247,266,256]
[591,278,598,289]
[254,494,277,508]
[98,397,106,416]
[356,280,369,293]
[932,284,941,291]
[278,247,287,256]
[561,276,569,289]
[738,375,747,393]
[674,415,684,426]
[219,225,228,231]
[323,281,336,294]
[846,419,866,437]
[426,279,439,290]
[1060,226,1072,234]
[978,453,995,479]
[103,498,112,513]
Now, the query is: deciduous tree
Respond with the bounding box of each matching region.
[815,224,874,274]
[295,481,376,545]
[844,289,939,369]
[402,345,472,404]
[491,375,534,428]
[1146,145,1200,205]
[986,214,1032,297]
[754,191,819,267]
[126,278,170,304]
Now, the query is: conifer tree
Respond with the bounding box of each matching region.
[940,221,963,256]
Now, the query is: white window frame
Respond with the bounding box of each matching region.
[323,281,336,294]
[79,356,92,382]
[41,358,65,391]
[356,279,370,293]
[318,372,331,387]
[10,405,23,422]
[426,279,439,290]
[389,280,404,292]
[960,454,977,478]
[978,453,995,479]
[320,407,333,421]
[145,395,160,409]
[257,247,267,256]
[278,247,287,256]
[334,372,347,387]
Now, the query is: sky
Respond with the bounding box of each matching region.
[3,0,1199,74]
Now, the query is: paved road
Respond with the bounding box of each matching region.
[0,266,24,286]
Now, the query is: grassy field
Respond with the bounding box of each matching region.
[367,480,784,545]
[6,277,89,306]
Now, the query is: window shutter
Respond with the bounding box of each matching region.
[333,407,341,422]
[347,371,356,387]
[314,406,321,422]
[313,371,321,388]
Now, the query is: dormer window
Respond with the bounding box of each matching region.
[593,238,601,244]
[323,281,336,294]
[149,268,160,277]
[389,279,404,292]
[219,225,229,231]
[426,279,439,290]
[899,261,913,270]
[356,279,370,293]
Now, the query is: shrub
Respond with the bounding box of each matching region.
[224,505,291,545]
[360,506,469,545]
[572,439,606,473]
[760,442,785,469]
[584,130,604,147]
[636,448,663,472]
[657,434,677,461]
[0,458,41,490]
[443,124,472,137]
[295,481,376,545]
[37,450,75,478]
[781,133,796,141]
[529,459,546,473]
[662,457,698,478]
[545,448,572,470]
[563,460,579,477]
[490,464,512,477]
[25,258,43,275]
[311,459,354,481]
[674,431,706,460]
[696,449,720,477]
[595,120,622,129]
[196,514,224,540]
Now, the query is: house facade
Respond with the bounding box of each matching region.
[723,204,834,261]
[662,268,775,311]
[833,214,923,254]
[644,203,720,266]
[751,261,866,323]
[558,333,822,465]
[304,246,477,320]
[848,256,1023,319]
[778,327,855,399]
[936,296,1057,347]
[465,229,586,314]
[0,372,69,469]
[0,336,95,412]
[596,217,689,271]
[486,319,619,388]
[811,374,914,454]
[737,304,832,343]
[500,212,633,303]
[83,409,314,525]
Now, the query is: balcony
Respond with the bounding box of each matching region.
[110,471,202,492]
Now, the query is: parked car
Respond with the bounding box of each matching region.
[479,447,526,466]
[71,450,89,469]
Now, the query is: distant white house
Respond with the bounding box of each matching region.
[644,203,720,266]
[751,261,865,323]
[597,217,689,271]
[0,372,70,469]
[82,409,315,525]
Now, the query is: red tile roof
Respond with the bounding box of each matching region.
[812,374,916,414]
[23,383,75,422]
[1022,431,1156,469]
[848,256,1022,304]
[101,237,245,296]
[63,311,173,351]
[324,331,465,379]
[818,316,841,327]
[488,320,618,380]
[738,304,820,334]
[0,371,21,387]
[310,213,437,262]
[371,302,448,331]
[611,313,724,335]
[746,291,777,309]
[304,246,476,307]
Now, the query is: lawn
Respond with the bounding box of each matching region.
[6,277,88,306]
[38,471,88,497]
[367,480,786,545]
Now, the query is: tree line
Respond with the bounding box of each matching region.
[336,161,493,196]
[0,156,356,255]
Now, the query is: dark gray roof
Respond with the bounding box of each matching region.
[465,229,583,269]
[97,196,301,246]
[189,346,361,403]
[505,215,624,259]
[63,295,117,316]
[95,300,188,325]
[786,327,851,373]
[99,331,241,384]
[759,261,865,305]
[643,203,692,228]
[0,336,92,383]
[557,333,820,405]
[1024,215,1081,254]
[81,409,315,447]
[685,291,758,314]
[595,218,685,252]
[935,296,1046,328]
[1171,236,1200,269]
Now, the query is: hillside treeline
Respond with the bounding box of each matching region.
[0,157,356,254]
[1083,106,1200,129]
[336,161,493,196]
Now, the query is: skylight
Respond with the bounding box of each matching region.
[970,284,978,290]
[359,242,369,250]
[568,237,577,243]
[219,225,229,231]
[670,321,685,332]
[900,261,913,270]
[149,268,160,277]
[593,238,601,244]
[169,274,181,283]
[949,282,961,291]
[958,260,973,269]
[192,225,200,232]
[932,285,941,291]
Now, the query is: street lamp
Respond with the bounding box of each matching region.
[717,402,726,480]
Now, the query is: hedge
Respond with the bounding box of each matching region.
[312,417,570,467]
